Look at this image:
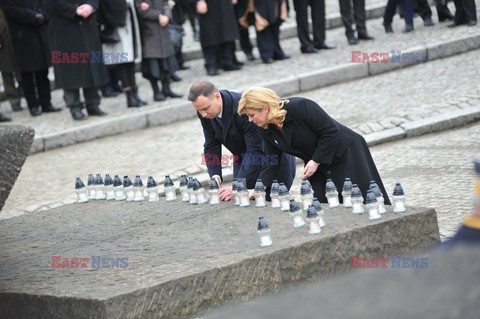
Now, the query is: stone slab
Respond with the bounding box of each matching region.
[299,63,369,91]
[364,126,406,146]
[427,33,480,61]
[0,124,34,211]
[0,198,439,318]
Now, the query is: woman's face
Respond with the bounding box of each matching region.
[245,106,269,127]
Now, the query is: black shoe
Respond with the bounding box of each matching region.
[358,32,375,40]
[179,64,190,70]
[42,104,62,113]
[246,52,256,61]
[301,47,318,54]
[316,42,336,50]
[423,17,434,26]
[447,22,462,28]
[346,34,358,45]
[151,80,166,101]
[467,20,477,26]
[126,91,143,108]
[384,23,393,33]
[222,64,241,71]
[10,102,23,112]
[70,107,86,121]
[132,87,147,106]
[170,73,182,82]
[403,24,414,32]
[0,113,11,122]
[86,105,107,116]
[162,81,183,99]
[273,54,290,61]
[439,15,454,22]
[262,58,274,64]
[207,67,219,76]
[29,106,42,116]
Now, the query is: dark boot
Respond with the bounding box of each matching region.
[150,80,165,102]
[162,79,182,98]
[86,104,107,116]
[132,86,147,106]
[70,105,86,121]
[126,90,143,108]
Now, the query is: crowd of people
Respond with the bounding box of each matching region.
[0,0,477,122]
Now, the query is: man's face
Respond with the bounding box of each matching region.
[191,92,222,119]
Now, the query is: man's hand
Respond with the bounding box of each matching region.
[76,4,94,18]
[159,14,169,26]
[139,1,150,10]
[303,160,319,179]
[197,0,207,14]
[220,186,233,201]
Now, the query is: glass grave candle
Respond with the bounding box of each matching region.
[113,175,126,201]
[312,198,326,227]
[279,183,290,211]
[258,217,272,248]
[270,180,281,208]
[370,182,386,214]
[351,184,364,214]
[238,181,250,207]
[254,179,266,207]
[95,174,106,200]
[123,176,135,201]
[87,173,96,200]
[179,175,189,202]
[146,176,159,202]
[193,179,208,204]
[325,179,339,208]
[306,205,321,234]
[300,180,313,210]
[232,178,240,206]
[392,182,406,213]
[75,177,89,203]
[209,178,220,205]
[164,175,177,201]
[104,174,115,200]
[366,190,381,220]
[342,178,353,208]
[133,175,144,201]
[289,200,305,228]
[187,177,197,204]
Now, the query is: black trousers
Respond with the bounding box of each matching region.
[64,88,101,110]
[415,0,452,20]
[293,0,326,50]
[116,63,136,89]
[339,0,367,36]
[256,20,286,60]
[202,41,236,69]
[1,72,21,104]
[452,0,477,23]
[21,69,51,110]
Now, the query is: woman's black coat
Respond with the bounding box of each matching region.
[259,97,391,204]
[197,0,239,48]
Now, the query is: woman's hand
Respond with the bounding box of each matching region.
[159,14,169,27]
[303,160,319,179]
[76,4,94,18]
[197,0,207,14]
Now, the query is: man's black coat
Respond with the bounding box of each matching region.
[198,90,295,190]
[259,97,391,204]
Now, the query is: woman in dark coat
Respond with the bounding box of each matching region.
[238,87,391,205]
[44,0,109,120]
[1,0,61,116]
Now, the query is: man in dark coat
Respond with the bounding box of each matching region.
[188,81,296,201]
[1,0,61,116]
[196,0,241,76]
[338,0,375,45]
[238,88,390,205]
[448,0,477,26]
[44,0,109,120]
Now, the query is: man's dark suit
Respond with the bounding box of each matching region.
[198,90,296,190]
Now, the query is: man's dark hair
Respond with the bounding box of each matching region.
[188,81,219,101]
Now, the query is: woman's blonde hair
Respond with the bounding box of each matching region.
[238,87,288,128]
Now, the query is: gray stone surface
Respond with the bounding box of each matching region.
[0,125,34,211]
[300,63,368,91]
[203,245,480,319]
[0,200,439,318]
[364,127,405,146]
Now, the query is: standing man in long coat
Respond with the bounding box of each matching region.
[1,0,61,116]
[44,0,109,120]
[196,0,241,76]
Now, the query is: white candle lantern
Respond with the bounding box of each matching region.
[104,174,115,200]
[179,175,189,202]
[232,179,240,206]
[370,181,386,214]
[312,198,326,227]
[113,175,126,201]
[392,182,406,213]
[187,177,197,204]
[289,200,305,228]
[95,174,106,200]
[209,178,220,205]
[237,180,250,207]
[325,179,339,208]
[146,176,159,202]
[270,180,281,208]
[366,190,381,220]
[75,177,89,203]
[123,176,135,201]
[279,183,290,211]
[132,175,144,201]
[351,184,364,214]
[300,180,313,210]
[87,174,96,200]
[254,179,266,207]
[306,205,321,234]
[194,178,208,204]
[258,217,272,248]
[164,175,177,202]
[342,178,353,208]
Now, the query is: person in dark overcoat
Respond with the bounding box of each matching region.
[238,87,391,205]
[137,0,182,101]
[188,81,296,201]
[44,0,109,120]
[1,0,61,116]
[196,0,241,76]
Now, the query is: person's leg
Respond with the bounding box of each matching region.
[403,0,415,30]
[64,89,86,120]
[311,0,327,47]
[21,71,41,116]
[339,0,355,37]
[83,87,106,116]
[293,0,314,52]
[383,0,398,32]
[271,21,289,60]
[461,0,477,24]
[1,72,22,111]
[35,69,61,112]
[202,45,219,75]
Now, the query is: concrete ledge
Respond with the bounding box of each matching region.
[367,46,427,75]
[427,33,480,61]
[0,201,439,318]
[145,101,196,127]
[364,126,406,146]
[300,63,369,91]
[259,77,301,97]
